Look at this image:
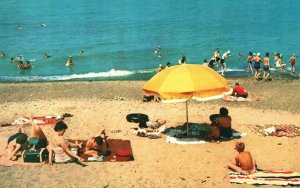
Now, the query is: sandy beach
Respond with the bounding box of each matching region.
[0,77,300,187]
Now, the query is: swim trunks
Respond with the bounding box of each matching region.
[254,62,260,69]
[263,65,269,71]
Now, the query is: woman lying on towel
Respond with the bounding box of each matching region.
[6,117,48,161]
[48,121,84,165]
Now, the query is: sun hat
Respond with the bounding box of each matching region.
[159,64,163,67]
[257,52,260,56]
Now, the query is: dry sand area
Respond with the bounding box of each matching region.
[0,77,299,187]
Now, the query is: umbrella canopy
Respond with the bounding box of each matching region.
[143,64,230,101]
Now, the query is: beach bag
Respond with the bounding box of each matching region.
[22,148,49,163]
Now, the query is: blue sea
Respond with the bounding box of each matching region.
[0,0,299,82]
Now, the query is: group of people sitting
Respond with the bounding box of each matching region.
[6,117,108,164]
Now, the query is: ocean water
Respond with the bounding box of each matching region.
[0,0,299,82]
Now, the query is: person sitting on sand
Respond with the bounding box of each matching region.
[48,121,84,165]
[206,115,220,140]
[6,117,48,161]
[216,107,232,138]
[232,83,248,98]
[81,129,109,158]
[228,142,257,175]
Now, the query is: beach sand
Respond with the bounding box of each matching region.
[0,77,299,187]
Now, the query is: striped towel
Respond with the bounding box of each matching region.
[229,170,300,186]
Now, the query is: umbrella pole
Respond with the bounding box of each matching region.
[186,100,189,135]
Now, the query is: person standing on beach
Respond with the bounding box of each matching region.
[290,54,296,73]
[263,52,270,80]
[208,49,220,67]
[66,57,73,66]
[253,53,262,80]
[247,52,254,73]
[178,55,188,64]
[221,50,231,76]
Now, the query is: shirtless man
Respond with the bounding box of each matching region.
[263,52,270,80]
[228,142,257,175]
[82,129,108,158]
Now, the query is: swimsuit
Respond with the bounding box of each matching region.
[263,65,269,71]
[51,137,72,163]
[254,62,260,69]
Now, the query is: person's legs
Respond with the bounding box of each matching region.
[228,163,250,175]
[29,122,47,139]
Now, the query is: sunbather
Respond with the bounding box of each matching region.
[81,129,109,158]
[138,119,166,132]
[48,121,84,165]
[209,107,233,139]
[6,117,48,161]
[228,142,257,175]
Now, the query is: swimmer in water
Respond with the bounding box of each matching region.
[66,57,73,66]
[80,50,84,56]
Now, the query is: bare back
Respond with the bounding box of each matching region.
[236,151,254,171]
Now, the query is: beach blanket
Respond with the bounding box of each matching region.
[12,115,63,126]
[166,129,247,145]
[68,139,134,162]
[247,124,300,137]
[223,95,259,102]
[229,170,300,186]
[0,137,46,166]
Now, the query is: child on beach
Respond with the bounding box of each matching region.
[228,142,257,175]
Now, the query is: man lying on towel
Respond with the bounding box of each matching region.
[228,142,257,175]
